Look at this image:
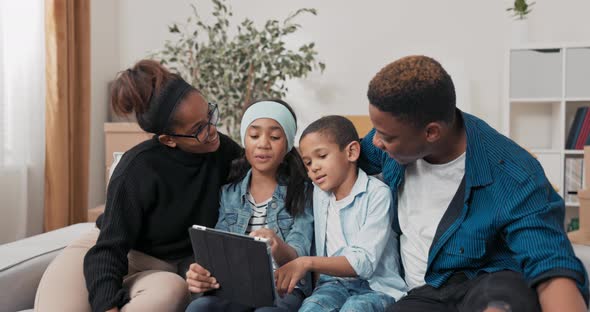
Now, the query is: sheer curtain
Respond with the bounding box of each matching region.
[0,0,45,243]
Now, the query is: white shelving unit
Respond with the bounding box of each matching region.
[504,43,590,225]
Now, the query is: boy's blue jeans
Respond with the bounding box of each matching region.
[299,275,396,312]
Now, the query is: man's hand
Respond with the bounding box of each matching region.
[274,257,310,297]
[186,262,219,293]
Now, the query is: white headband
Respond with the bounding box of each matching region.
[240,101,297,151]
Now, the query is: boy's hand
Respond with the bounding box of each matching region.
[250,228,284,256]
[186,262,220,293]
[274,257,310,297]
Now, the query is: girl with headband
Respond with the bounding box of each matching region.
[35,60,242,312]
[185,99,314,312]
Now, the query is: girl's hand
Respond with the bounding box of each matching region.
[274,257,310,297]
[249,228,285,256]
[186,263,220,293]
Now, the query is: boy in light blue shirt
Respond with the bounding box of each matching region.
[274,115,407,312]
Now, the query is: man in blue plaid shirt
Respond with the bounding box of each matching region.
[360,55,588,312]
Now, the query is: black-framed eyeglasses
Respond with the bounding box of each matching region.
[165,102,219,143]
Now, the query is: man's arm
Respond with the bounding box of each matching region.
[358,129,384,175]
[501,169,589,308]
[537,277,586,312]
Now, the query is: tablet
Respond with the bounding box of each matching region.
[188,225,277,307]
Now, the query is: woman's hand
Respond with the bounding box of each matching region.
[186,262,219,293]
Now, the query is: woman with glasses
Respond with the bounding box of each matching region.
[35,60,242,312]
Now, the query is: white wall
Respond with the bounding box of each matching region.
[88,0,120,209]
[88,0,590,208]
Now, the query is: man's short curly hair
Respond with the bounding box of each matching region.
[367,55,456,127]
[300,115,359,150]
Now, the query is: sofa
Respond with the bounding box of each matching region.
[0,222,95,312]
[2,222,590,312]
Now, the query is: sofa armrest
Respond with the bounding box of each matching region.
[0,222,95,312]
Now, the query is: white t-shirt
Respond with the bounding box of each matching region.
[325,192,355,256]
[398,153,466,289]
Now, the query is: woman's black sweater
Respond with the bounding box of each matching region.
[83,134,242,312]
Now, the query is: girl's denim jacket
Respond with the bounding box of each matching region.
[215,170,314,296]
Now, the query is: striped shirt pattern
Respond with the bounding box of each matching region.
[245,193,278,271]
[245,193,271,234]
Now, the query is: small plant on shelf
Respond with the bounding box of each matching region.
[506,0,535,20]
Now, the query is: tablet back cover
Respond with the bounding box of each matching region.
[189,226,276,307]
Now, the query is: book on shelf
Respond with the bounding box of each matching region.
[566,106,590,150]
[565,157,584,204]
[576,109,590,149]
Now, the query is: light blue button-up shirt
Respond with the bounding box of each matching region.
[312,168,407,300]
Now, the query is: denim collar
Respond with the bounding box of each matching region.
[238,169,286,205]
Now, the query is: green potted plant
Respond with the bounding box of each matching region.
[506,0,535,20]
[507,0,535,44]
[151,0,325,141]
